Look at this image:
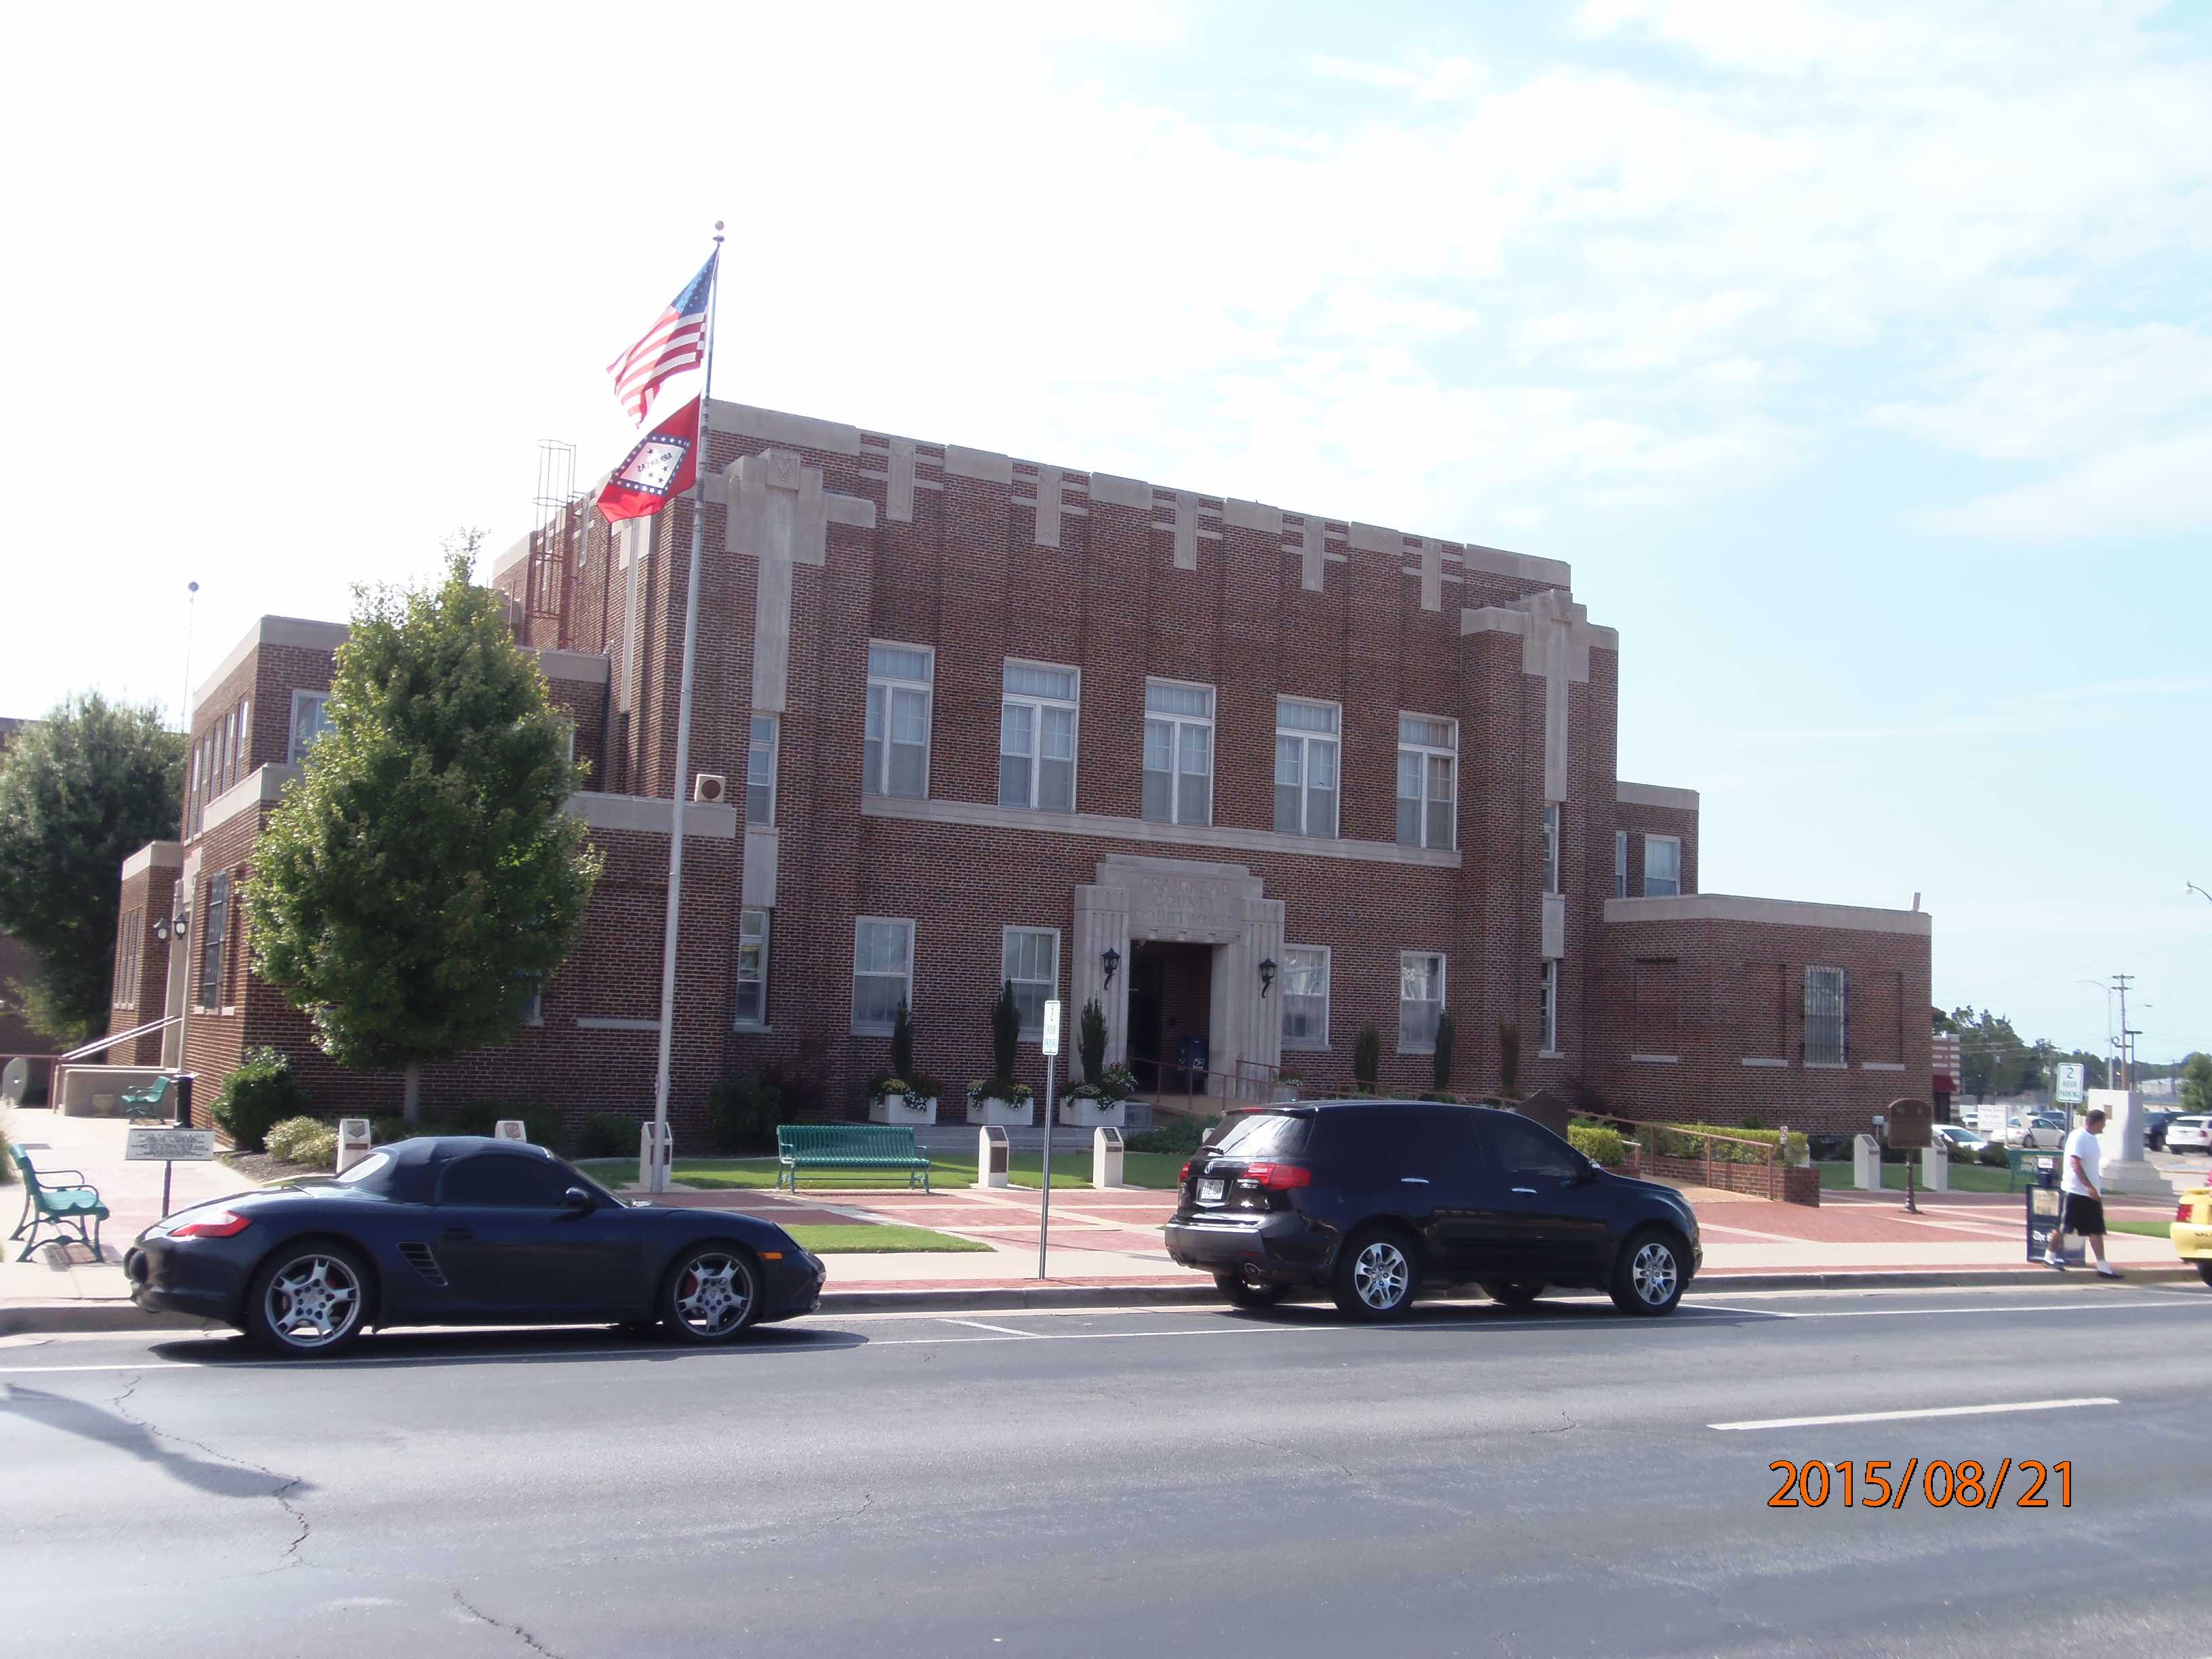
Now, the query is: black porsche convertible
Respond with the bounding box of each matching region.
[124,1136,825,1356]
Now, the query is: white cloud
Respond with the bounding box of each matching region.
[1914,428,2212,540]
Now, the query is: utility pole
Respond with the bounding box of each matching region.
[2110,974,2133,1092]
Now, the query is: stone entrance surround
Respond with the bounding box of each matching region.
[1070,855,1286,1096]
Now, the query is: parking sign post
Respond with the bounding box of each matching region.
[1038,998,1060,1281]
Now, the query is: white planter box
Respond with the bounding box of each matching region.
[869,1094,938,1125]
[966,1094,1034,1127]
[1058,1095,1126,1128]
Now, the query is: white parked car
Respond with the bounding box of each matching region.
[2167,1116,2212,1154]
[2007,1113,2070,1149]
[1933,1124,1992,1158]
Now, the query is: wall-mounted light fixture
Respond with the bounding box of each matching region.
[152,916,170,942]
[1101,945,1121,990]
[1258,956,1277,998]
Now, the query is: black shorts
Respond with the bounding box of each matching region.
[2060,1193,2105,1236]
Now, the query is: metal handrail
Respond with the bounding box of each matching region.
[56,1015,178,1063]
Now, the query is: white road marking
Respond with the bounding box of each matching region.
[1711,1397,2118,1431]
[1693,1299,2182,1319]
[937,1317,1042,1338]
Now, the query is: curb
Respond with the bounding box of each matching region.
[5,1265,2199,1335]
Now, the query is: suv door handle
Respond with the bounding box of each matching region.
[1511,1187,1538,1195]
[1399,1176,1430,1185]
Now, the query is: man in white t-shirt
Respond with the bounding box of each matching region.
[2043,1107,2121,1277]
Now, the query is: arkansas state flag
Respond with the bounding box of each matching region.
[596,396,700,523]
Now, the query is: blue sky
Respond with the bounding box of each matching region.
[1,1,2205,1057]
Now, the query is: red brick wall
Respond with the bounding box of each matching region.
[1615,799,1698,898]
[106,860,178,1065]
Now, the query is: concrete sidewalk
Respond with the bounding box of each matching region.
[5,1104,2201,1334]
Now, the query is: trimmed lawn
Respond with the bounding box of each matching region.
[787,1223,991,1254]
[1814,1160,2020,1193]
[2108,1219,2175,1240]
[576,1150,1185,1193]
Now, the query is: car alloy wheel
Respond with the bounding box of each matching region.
[1611,1229,1685,1316]
[249,1245,369,1355]
[664,1246,758,1343]
[1631,1242,1678,1306]
[1333,1227,1418,1320]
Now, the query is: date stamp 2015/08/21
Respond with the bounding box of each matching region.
[1769,1459,2072,1510]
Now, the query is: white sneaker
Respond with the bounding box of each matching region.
[2043,1252,2066,1269]
[2097,1266,2124,1279]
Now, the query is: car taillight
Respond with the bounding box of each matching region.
[1244,1162,1311,1191]
[2180,1201,2194,1222]
[169,1210,252,1239]
[1179,1162,1192,1184]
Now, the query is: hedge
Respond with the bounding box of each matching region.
[211,1050,312,1153]
[1567,1124,1625,1167]
[1652,1122,1810,1166]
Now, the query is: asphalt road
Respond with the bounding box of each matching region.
[3,1282,2207,1659]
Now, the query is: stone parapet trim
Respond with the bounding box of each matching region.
[567,792,739,840]
[202,764,302,838]
[1616,781,1700,813]
[1605,893,1931,937]
[862,796,1460,869]
[121,841,184,881]
[194,618,350,719]
[534,649,611,685]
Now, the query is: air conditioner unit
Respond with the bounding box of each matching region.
[693,773,727,805]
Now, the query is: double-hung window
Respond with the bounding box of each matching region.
[1281,945,1330,1050]
[1643,835,1681,898]
[1614,830,1629,899]
[1000,926,1060,1040]
[1000,661,1078,812]
[746,716,777,826]
[198,872,230,1011]
[1542,805,1563,895]
[864,644,933,798]
[1274,697,1339,838]
[1398,951,1446,1052]
[851,917,914,1034]
[1396,715,1456,849]
[1540,960,1560,1054]
[234,699,251,783]
[1142,680,1213,826]
[1805,965,1848,1066]
[115,911,142,1008]
[289,691,333,765]
[735,909,771,1027]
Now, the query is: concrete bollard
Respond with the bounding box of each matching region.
[977,1124,1010,1188]
[1853,1133,1883,1191]
[1092,1126,1126,1189]
[1921,1143,1949,1191]
[493,1119,527,1143]
[336,1118,373,1173]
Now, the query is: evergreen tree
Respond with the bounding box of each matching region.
[244,542,602,1122]
[0,695,184,1041]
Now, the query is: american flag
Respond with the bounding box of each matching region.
[606,252,716,426]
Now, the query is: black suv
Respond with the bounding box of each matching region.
[1164,1101,1701,1319]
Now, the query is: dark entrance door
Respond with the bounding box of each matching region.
[1128,941,1213,1093]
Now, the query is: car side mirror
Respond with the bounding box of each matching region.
[562,1187,595,1213]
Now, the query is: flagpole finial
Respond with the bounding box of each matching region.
[713,220,725,242]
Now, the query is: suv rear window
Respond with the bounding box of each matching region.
[1212,1112,1313,1158]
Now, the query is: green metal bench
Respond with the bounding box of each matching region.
[119,1073,173,1124]
[2005,1147,2059,1193]
[8,1145,110,1261]
[775,1123,931,1192]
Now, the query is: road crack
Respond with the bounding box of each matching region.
[110,1372,314,1564]
[453,1589,567,1657]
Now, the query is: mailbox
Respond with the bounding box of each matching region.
[1884,1098,1933,1152]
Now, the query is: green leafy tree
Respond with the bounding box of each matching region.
[244,541,602,1122]
[1950,1006,2030,1103]
[0,695,184,1042]
[2183,1052,2212,1116]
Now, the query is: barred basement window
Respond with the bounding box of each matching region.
[1398,951,1445,1053]
[735,910,771,1027]
[746,716,777,826]
[1281,945,1330,1050]
[1000,661,1078,813]
[863,644,933,799]
[1142,679,1213,826]
[1805,965,1848,1066]
[1643,834,1682,898]
[1274,697,1339,838]
[1396,715,1456,849]
[1001,926,1060,1040]
[852,917,914,1035]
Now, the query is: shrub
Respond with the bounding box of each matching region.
[1978,1142,2009,1168]
[1079,998,1107,1085]
[1432,1012,1456,1094]
[1568,1124,1626,1167]
[291,1125,339,1168]
[1654,1122,1810,1166]
[990,981,1019,1087]
[212,1048,311,1152]
[709,1073,785,1153]
[1099,1062,1137,1101]
[263,1116,330,1163]
[574,1111,638,1160]
[1126,1115,1216,1155]
[1353,1025,1381,1091]
[890,998,915,1083]
[371,1113,409,1145]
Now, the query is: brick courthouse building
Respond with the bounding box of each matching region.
[109,399,1931,1138]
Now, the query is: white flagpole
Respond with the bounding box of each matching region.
[648,222,724,1197]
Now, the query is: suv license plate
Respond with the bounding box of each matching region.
[1197,1179,1225,1205]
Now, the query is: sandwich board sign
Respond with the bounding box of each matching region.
[2055,1063,2086,1107]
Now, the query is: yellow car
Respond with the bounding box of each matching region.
[2175,1186,2212,1286]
